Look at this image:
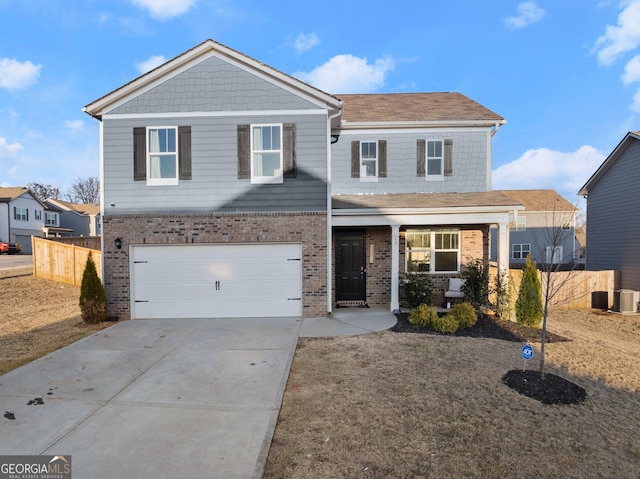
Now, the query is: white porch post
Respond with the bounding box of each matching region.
[391,225,400,313]
[497,221,509,281]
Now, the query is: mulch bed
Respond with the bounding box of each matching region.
[392,312,586,405]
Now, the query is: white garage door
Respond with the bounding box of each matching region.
[130,243,302,319]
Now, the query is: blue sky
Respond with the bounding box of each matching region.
[1,0,639,208]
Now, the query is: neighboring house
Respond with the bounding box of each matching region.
[83,39,522,321]
[579,131,640,291]
[489,190,578,267]
[0,187,62,254]
[44,199,101,237]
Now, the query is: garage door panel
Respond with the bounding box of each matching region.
[131,243,302,319]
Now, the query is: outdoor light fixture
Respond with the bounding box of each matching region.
[115,238,122,250]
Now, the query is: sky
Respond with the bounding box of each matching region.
[1,0,640,209]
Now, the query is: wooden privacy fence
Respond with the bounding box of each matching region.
[32,237,101,287]
[490,265,616,310]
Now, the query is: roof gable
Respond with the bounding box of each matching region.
[84,39,342,119]
[578,131,640,195]
[0,187,45,208]
[44,198,100,215]
[496,189,576,212]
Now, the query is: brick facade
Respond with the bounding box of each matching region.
[103,212,327,320]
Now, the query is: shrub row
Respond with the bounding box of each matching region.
[408,302,477,334]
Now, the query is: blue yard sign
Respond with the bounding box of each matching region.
[521,344,534,371]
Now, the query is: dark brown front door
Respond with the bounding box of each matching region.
[335,230,366,302]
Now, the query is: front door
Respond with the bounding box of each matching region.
[335,230,366,302]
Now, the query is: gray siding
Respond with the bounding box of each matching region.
[59,212,91,236]
[102,113,328,215]
[109,55,318,115]
[331,130,490,195]
[587,139,640,290]
[490,226,576,265]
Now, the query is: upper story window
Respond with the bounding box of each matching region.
[515,216,526,231]
[546,246,563,264]
[34,210,42,221]
[147,127,178,186]
[350,140,387,180]
[360,141,378,180]
[512,243,530,259]
[14,207,28,221]
[417,139,453,178]
[251,124,283,184]
[45,212,57,226]
[427,140,443,176]
[405,229,460,273]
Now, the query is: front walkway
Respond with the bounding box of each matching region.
[300,306,397,337]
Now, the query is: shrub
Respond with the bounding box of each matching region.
[460,259,489,312]
[408,304,438,327]
[449,302,477,329]
[492,271,512,320]
[515,255,542,327]
[79,252,107,324]
[401,273,434,309]
[431,314,459,334]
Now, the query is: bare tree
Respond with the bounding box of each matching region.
[66,177,100,204]
[27,182,61,202]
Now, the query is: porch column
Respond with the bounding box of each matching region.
[391,225,400,313]
[497,221,509,282]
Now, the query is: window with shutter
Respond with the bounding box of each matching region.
[352,139,386,181]
[133,126,191,185]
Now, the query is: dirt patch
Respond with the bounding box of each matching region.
[264,309,640,478]
[0,271,111,375]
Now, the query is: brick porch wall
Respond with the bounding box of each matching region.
[365,227,392,306]
[102,212,328,319]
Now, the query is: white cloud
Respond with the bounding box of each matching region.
[131,0,195,19]
[593,0,640,66]
[622,54,640,83]
[492,145,605,199]
[63,120,84,130]
[0,58,42,90]
[293,33,320,55]
[504,1,545,30]
[294,54,395,93]
[0,137,23,157]
[135,55,168,73]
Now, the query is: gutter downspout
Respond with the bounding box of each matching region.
[326,105,343,316]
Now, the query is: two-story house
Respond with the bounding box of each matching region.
[84,39,521,320]
[0,187,63,254]
[489,189,578,268]
[43,199,101,237]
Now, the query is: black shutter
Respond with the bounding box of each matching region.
[351,141,360,178]
[178,126,192,180]
[378,140,387,178]
[444,139,453,176]
[283,123,297,178]
[417,139,426,177]
[133,127,146,181]
[237,124,250,179]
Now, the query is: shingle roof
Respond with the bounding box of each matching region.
[337,92,504,123]
[332,191,521,210]
[496,190,576,212]
[0,187,29,201]
[47,198,100,215]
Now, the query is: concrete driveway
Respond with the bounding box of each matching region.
[0,317,301,479]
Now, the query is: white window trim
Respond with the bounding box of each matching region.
[405,229,460,273]
[515,216,526,231]
[45,212,57,226]
[546,246,563,264]
[34,210,42,221]
[360,141,378,182]
[14,207,28,221]
[250,123,283,185]
[146,126,179,186]
[426,139,444,180]
[512,243,531,260]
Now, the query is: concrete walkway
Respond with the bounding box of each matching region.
[0,308,396,478]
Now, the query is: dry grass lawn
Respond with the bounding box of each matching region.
[265,309,640,479]
[0,268,111,375]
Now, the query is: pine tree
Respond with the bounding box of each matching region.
[515,254,542,327]
[79,252,107,323]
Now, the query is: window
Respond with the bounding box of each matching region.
[360,141,377,179]
[45,212,57,226]
[251,124,282,183]
[546,246,563,264]
[512,244,531,259]
[147,127,178,185]
[427,140,443,176]
[14,207,28,221]
[133,126,191,184]
[515,216,526,231]
[35,210,42,220]
[406,229,460,273]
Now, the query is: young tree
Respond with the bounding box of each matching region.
[66,177,100,204]
[27,182,61,202]
[515,255,542,326]
[79,252,107,323]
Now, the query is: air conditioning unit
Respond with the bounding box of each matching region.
[613,290,639,314]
